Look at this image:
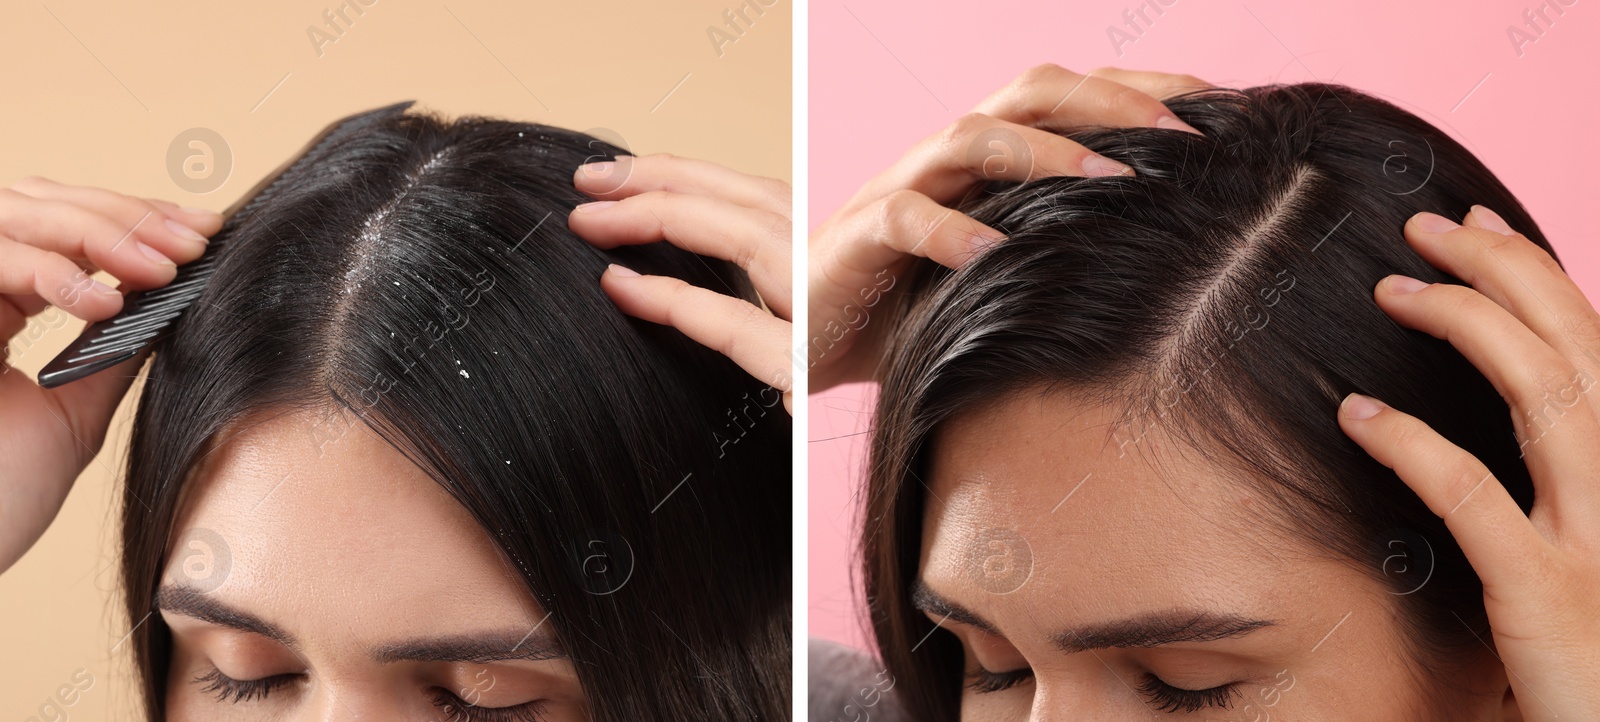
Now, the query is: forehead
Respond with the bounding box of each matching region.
[919,391,1330,617]
[167,408,540,642]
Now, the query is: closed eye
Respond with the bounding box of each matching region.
[965,666,1034,694]
[963,663,1242,714]
[193,667,299,703]
[1136,673,1240,713]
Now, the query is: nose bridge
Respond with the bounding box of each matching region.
[1026,667,1131,722]
[1030,692,1120,722]
[1030,685,1081,722]
[300,678,414,722]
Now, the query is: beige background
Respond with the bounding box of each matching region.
[0,0,789,716]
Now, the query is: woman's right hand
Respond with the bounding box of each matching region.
[807,65,1210,391]
[0,177,221,573]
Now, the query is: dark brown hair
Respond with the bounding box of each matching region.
[865,83,1550,719]
[121,103,790,720]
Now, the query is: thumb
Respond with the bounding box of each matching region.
[39,345,152,458]
[0,345,150,573]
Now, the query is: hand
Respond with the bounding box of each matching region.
[0,177,222,573]
[807,65,1211,391]
[1338,205,1600,720]
[567,154,794,413]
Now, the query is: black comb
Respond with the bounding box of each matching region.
[37,101,417,388]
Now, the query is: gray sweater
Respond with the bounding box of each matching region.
[808,637,911,722]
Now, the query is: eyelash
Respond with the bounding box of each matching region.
[192,667,550,721]
[193,667,297,703]
[430,690,551,722]
[1136,673,1239,714]
[965,667,1238,714]
[965,666,1034,694]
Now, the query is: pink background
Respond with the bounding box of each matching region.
[808,0,1600,651]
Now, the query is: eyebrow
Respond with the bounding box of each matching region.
[911,581,1274,652]
[155,585,566,663]
[157,585,294,646]
[373,632,566,663]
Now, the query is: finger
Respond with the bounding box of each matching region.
[574,154,791,218]
[601,264,792,410]
[0,190,182,290]
[9,177,215,264]
[0,340,150,570]
[1337,393,1551,594]
[143,197,225,234]
[1404,208,1600,385]
[1,292,43,333]
[0,289,54,351]
[806,193,1000,392]
[1374,274,1600,510]
[0,236,124,323]
[41,342,151,452]
[1086,67,1213,102]
[851,114,1133,210]
[971,64,1203,135]
[821,189,1003,276]
[568,192,791,320]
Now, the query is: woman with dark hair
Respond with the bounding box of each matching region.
[809,66,1598,720]
[1,102,792,720]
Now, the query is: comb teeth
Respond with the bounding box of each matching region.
[36,250,223,388]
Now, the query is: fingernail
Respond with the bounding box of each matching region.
[607,263,640,278]
[1156,115,1203,135]
[91,279,120,297]
[1384,274,1429,294]
[1411,212,1459,234]
[137,241,175,266]
[1469,205,1515,235]
[1082,153,1135,178]
[574,200,617,213]
[577,162,614,179]
[1341,393,1385,420]
[165,218,207,243]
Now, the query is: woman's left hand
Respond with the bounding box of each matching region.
[567,153,793,413]
[1337,205,1600,721]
